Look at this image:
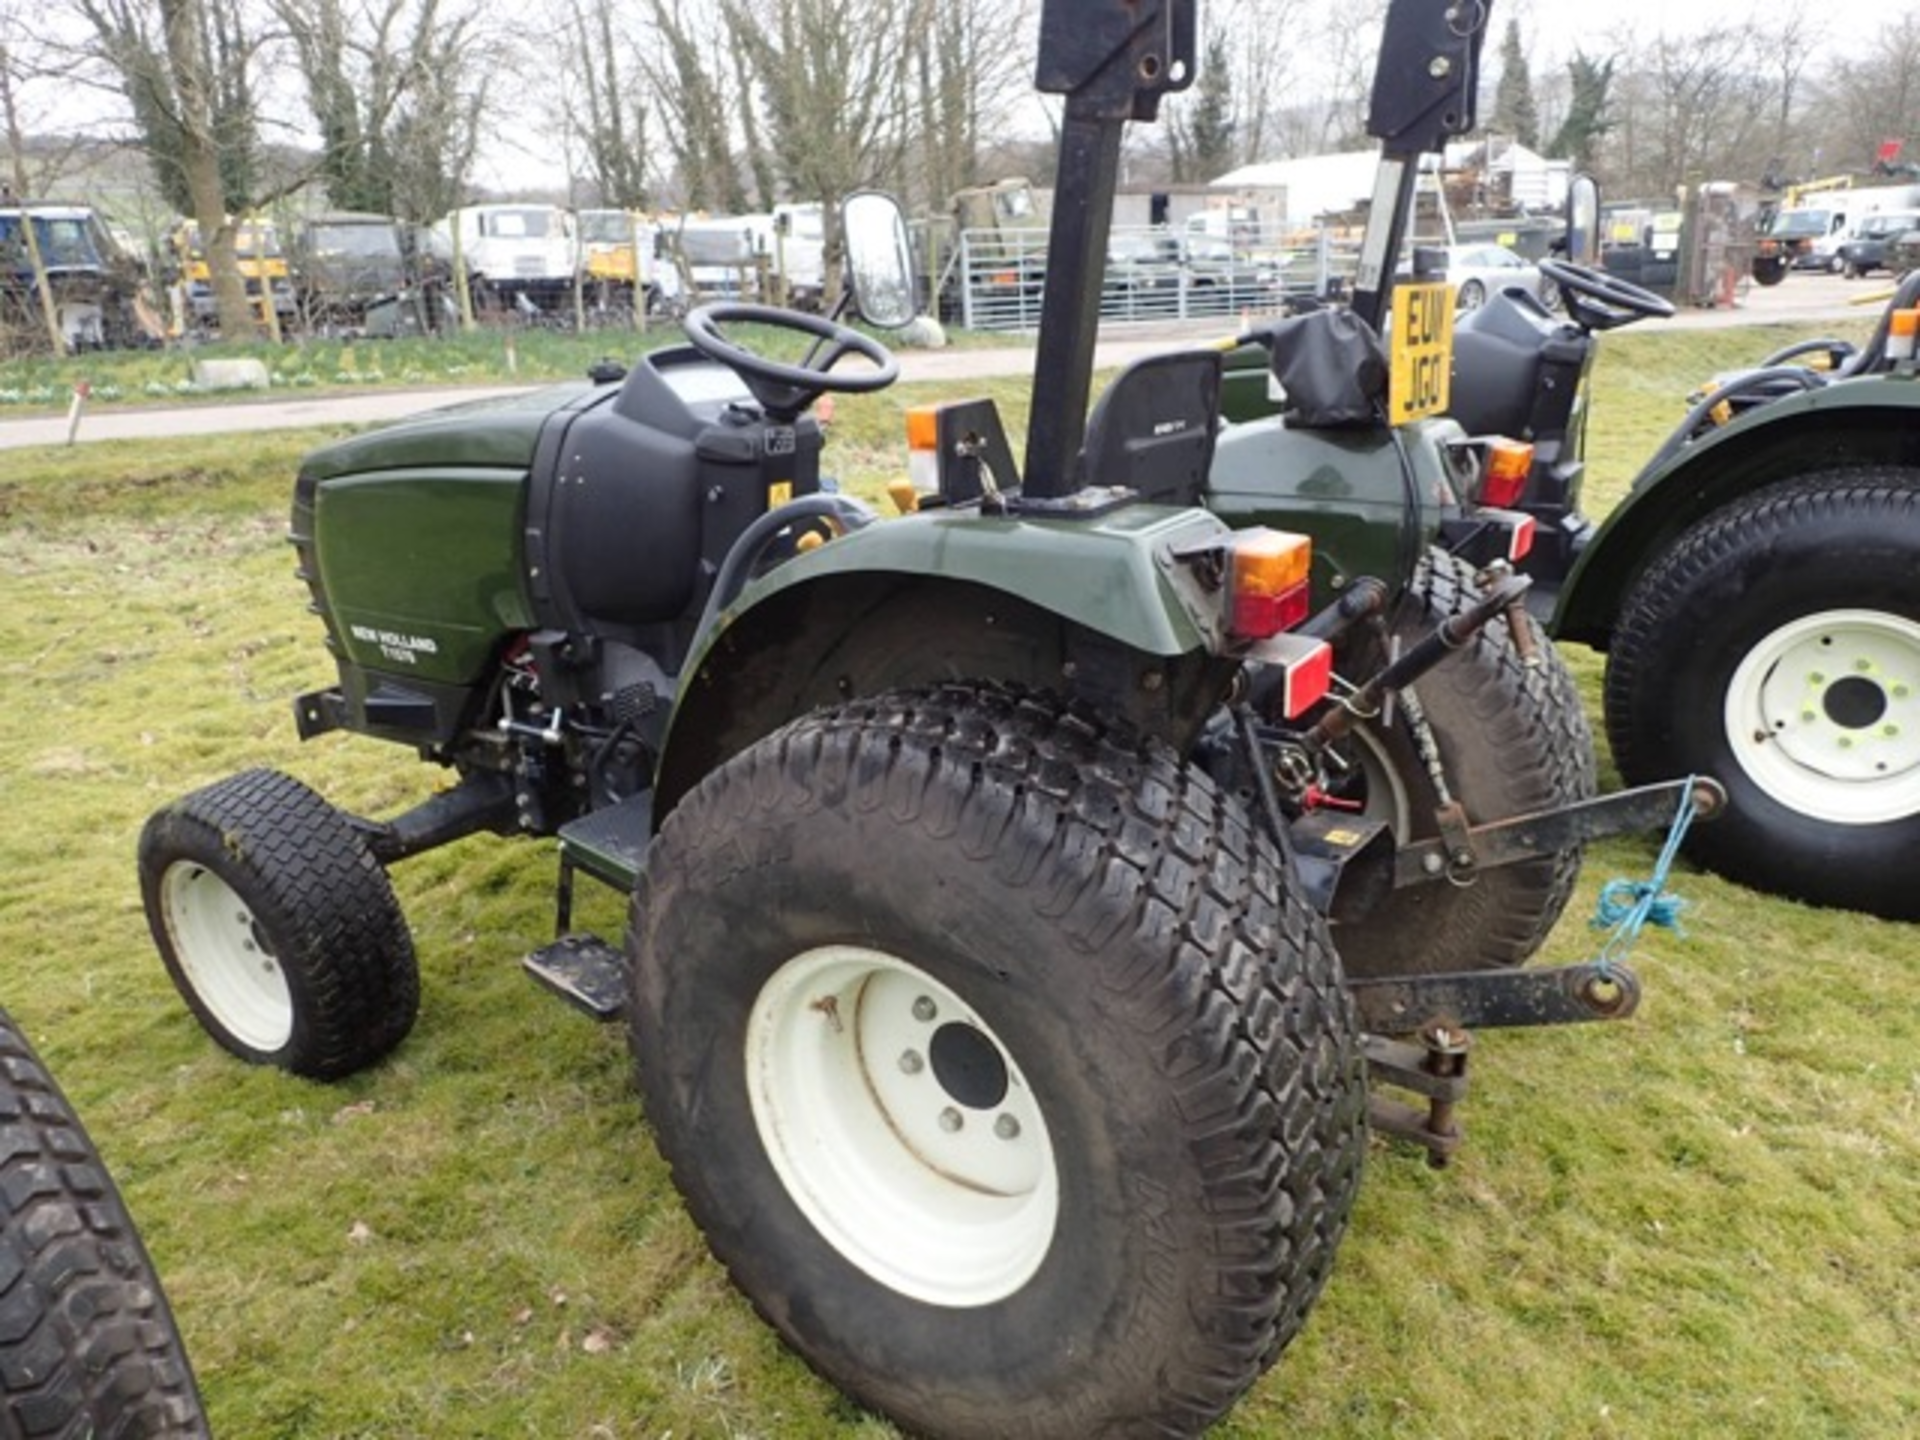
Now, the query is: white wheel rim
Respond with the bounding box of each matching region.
[1724,608,1920,825]
[745,945,1058,1308]
[160,862,294,1051]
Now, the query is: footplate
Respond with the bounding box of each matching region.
[524,934,629,1020]
[1349,960,1640,1036]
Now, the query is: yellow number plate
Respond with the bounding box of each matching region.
[1389,281,1454,423]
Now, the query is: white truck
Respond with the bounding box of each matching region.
[659,202,826,311]
[1766,182,1920,272]
[436,203,578,314]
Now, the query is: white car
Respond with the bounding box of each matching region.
[1442,242,1558,312]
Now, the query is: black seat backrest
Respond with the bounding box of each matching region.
[1075,350,1222,507]
[1839,269,1920,376]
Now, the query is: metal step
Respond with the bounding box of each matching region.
[523,933,628,1020]
[557,790,654,893]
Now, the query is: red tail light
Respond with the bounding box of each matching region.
[1480,438,1534,508]
[1227,530,1313,640]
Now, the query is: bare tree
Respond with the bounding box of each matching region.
[560,0,648,207]
[0,33,69,353]
[1603,26,1776,197]
[276,0,489,219]
[905,0,1029,208]
[715,0,922,299]
[71,0,264,336]
[1818,15,1920,179]
[639,0,747,211]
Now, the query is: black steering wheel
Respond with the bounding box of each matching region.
[1536,259,1676,332]
[682,302,899,419]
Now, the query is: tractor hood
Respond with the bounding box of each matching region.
[300,381,605,481]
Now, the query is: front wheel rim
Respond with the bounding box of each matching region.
[1724,608,1920,824]
[745,945,1059,1308]
[160,862,294,1051]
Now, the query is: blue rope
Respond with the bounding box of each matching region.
[1590,779,1701,975]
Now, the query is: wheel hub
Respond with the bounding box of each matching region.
[160,862,294,1051]
[1727,608,1920,824]
[929,1021,1010,1110]
[746,946,1058,1307]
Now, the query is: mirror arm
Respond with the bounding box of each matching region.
[799,288,856,369]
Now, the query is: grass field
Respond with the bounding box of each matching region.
[2,317,1916,1438]
[0,322,996,415]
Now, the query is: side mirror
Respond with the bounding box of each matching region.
[841,190,917,330]
[1567,174,1601,266]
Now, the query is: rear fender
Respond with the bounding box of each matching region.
[653,504,1242,816]
[1550,378,1920,647]
[1207,414,1466,608]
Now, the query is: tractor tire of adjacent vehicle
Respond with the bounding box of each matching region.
[1606,471,1920,920]
[137,768,419,1080]
[1,1007,210,1439]
[628,685,1367,1440]
[1330,549,1597,978]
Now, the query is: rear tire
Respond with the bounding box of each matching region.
[138,769,418,1079]
[1606,471,1920,919]
[1329,550,1596,977]
[629,685,1366,1439]
[1,1007,209,1437]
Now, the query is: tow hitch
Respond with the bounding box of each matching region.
[1342,775,1725,1167]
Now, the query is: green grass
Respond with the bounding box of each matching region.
[0,322,1008,414]
[2,317,1916,1438]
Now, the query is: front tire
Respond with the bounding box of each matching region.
[1328,550,1597,977]
[629,686,1366,1439]
[1607,471,1920,919]
[138,769,419,1079]
[1,1008,209,1437]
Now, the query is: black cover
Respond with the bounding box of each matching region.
[1267,309,1389,429]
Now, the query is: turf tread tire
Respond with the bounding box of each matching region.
[0,1008,209,1439]
[137,768,418,1080]
[629,684,1367,1439]
[1604,470,1920,918]
[1333,549,1596,977]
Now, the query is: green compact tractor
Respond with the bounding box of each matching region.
[134,1,1718,1434]
[1221,178,1920,922]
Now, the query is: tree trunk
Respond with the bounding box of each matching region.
[0,45,67,354]
[160,0,257,338]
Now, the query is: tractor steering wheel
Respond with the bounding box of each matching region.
[682,302,899,419]
[1537,260,1676,332]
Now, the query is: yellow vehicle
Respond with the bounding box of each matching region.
[576,208,661,315]
[170,217,295,330]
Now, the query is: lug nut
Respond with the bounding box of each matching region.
[994,1114,1021,1140]
[899,1050,924,1075]
[938,1107,963,1133]
[912,996,938,1022]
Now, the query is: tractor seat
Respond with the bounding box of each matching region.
[1075,350,1224,506]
